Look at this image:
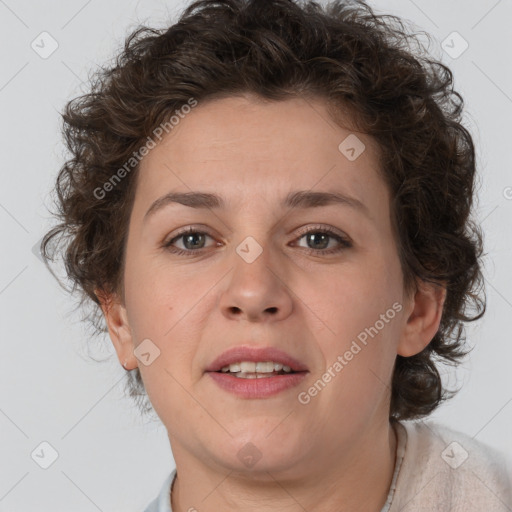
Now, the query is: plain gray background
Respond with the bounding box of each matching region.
[1,0,511,510]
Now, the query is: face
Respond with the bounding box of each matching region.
[103,94,442,479]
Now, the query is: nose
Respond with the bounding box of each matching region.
[219,244,294,323]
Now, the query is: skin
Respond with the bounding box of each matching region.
[99,94,446,512]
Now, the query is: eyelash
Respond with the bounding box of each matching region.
[162,225,352,257]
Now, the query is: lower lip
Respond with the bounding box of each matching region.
[206,371,308,398]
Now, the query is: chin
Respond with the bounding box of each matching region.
[212,430,307,475]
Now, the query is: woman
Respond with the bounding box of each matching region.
[41,0,512,510]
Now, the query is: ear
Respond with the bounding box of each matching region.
[397,280,446,357]
[96,288,138,370]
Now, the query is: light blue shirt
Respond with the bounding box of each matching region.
[143,469,176,512]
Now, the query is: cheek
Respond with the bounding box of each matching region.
[318,257,402,331]
[123,246,186,334]
[314,302,401,423]
[309,250,403,389]
[123,253,213,373]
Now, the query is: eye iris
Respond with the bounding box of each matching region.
[183,233,205,250]
[307,232,329,250]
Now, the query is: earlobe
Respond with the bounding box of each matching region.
[95,288,138,370]
[397,281,446,357]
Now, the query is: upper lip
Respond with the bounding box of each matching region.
[205,346,309,373]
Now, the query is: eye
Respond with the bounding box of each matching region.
[163,226,218,255]
[162,225,352,256]
[293,225,352,255]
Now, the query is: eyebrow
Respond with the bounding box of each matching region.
[144,189,369,222]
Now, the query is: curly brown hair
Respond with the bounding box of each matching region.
[41,0,485,421]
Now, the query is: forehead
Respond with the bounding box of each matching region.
[133,94,387,217]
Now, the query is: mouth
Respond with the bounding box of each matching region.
[205,346,309,398]
[214,361,303,378]
[205,346,308,374]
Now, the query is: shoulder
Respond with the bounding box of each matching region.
[142,470,176,512]
[390,419,512,512]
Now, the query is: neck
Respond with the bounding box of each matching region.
[169,420,398,512]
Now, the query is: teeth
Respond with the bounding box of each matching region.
[240,361,256,372]
[235,372,275,379]
[255,362,274,373]
[219,361,294,374]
